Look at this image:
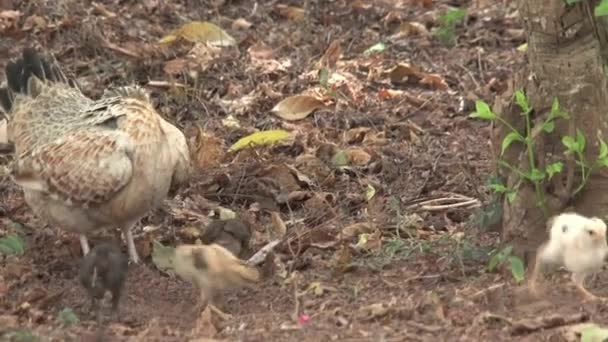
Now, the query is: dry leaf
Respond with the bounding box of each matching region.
[248,41,275,60]
[159,21,236,47]
[270,211,287,239]
[346,148,372,166]
[163,58,190,75]
[229,129,293,152]
[397,21,429,36]
[344,127,371,144]
[274,4,306,21]
[0,119,7,144]
[358,301,393,320]
[420,73,449,91]
[91,2,117,18]
[318,40,342,70]
[272,95,325,121]
[389,63,424,84]
[191,127,223,170]
[232,18,252,30]
[341,222,374,238]
[22,15,46,31]
[332,244,354,273]
[221,115,240,128]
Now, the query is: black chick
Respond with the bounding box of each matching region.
[79,243,128,314]
[200,218,251,257]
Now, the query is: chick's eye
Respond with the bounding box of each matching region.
[588,230,595,236]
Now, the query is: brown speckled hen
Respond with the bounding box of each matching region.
[0,48,191,263]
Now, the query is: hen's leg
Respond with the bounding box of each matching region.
[122,225,140,264]
[80,235,91,256]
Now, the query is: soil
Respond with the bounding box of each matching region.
[0,0,604,341]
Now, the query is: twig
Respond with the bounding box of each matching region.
[405,321,443,334]
[247,239,281,266]
[419,199,481,211]
[291,272,300,322]
[403,273,441,284]
[147,80,186,88]
[471,282,506,299]
[510,312,588,335]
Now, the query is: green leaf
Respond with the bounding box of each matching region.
[501,132,524,155]
[529,168,545,182]
[469,100,496,120]
[488,245,512,271]
[365,184,376,201]
[562,135,579,153]
[545,162,563,180]
[363,42,386,55]
[549,97,560,119]
[595,0,608,16]
[508,256,525,283]
[542,121,555,133]
[318,68,330,88]
[331,150,348,166]
[576,128,586,152]
[514,90,530,114]
[580,324,608,342]
[0,233,25,255]
[488,183,508,193]
[439,9,467,26]
[565,0,583,4]
[487,253,502,272]
[2,330,40,342]
[516,42,527,52]
[506,191,517,203]
[599,137,608,160]
[57,308,79,327]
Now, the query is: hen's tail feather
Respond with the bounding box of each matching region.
[1,48,78,113]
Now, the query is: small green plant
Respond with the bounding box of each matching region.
[565,0,608,16]
[0,222,25,255]
[2,330,40,342]
[487,245,525,283]
[57,308,79,327]
[469,90,608,215]
[432,9,467,44]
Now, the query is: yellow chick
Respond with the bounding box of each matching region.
[173,243,259,319]
[529,212,608,301]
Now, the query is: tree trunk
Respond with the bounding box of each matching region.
[494,0,608,266]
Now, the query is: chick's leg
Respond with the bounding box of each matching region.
[200,289,232,321]
[80,235,91,256]
[572,272,603,301]
[528,243,549,297]
[122,225,140,264]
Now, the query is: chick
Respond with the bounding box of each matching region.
[529,212,608,301]
[79,243,129,315]
[200,218,251,257]
[173,243,259,319]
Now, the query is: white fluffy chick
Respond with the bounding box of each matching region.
[529,212,608,301]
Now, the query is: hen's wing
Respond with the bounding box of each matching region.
[11,128,135,206]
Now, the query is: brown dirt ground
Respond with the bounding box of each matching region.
[0,0,605,341]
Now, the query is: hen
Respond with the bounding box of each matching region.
[0,48,190,263]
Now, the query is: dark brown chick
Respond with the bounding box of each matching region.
[200,218,251,257]
[79,243,128,313]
